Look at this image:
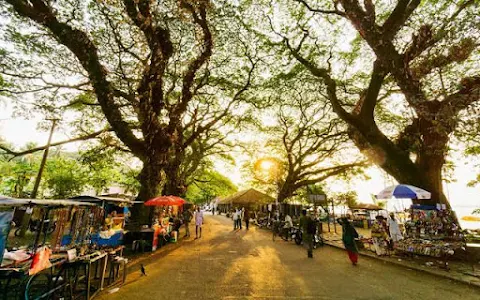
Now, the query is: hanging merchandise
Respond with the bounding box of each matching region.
[69,208,85,246]
[0,211,14,264]
[29,246,52,275]
[76,209,90,244]
[51,208,70,252]
[393,205,465,259]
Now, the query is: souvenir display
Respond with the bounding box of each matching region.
[394,205,464,258]
[0,197,129,299]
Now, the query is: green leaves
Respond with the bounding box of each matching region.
[186,169,237,204]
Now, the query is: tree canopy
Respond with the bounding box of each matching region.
[1,0,479,211]
[238,0,480,207]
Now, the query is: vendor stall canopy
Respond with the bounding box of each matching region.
[0,195,95,207]
[349,204,383,211]
[218,189,275,206]
[376,184,431,200]
[69,195,134,207]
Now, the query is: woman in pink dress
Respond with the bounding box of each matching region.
[194,207,204,239]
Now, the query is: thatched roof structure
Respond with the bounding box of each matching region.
[349,203,383,211]
[218,189,275,206]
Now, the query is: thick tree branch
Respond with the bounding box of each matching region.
[359,60,387,120]
[294,0,345,16]
[381,0,421,40]
[410,38,476,80]
[172,1,213,126]
[294,162,367,189]
[284,39,356,124]
[0,128,111,158]
[440,76,480,121]
[5,0,146,157]
[123,0,173,116]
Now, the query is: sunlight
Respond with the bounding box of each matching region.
[259,160,274,171]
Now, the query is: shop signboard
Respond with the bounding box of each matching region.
[308,194,327,205]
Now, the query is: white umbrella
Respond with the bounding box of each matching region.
[376,184,431,200]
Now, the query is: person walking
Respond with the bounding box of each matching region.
[194,207,204,239]
[244,208,250,230]
[182,207,193,238]
[233,208,239,230]
[388,213,403,249]
[299,209,314,258]
[282,213,293,241]
[239,207,244,229]
[338,217,359,265]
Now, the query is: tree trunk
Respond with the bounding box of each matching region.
[163,166,187,197]
[276,181,292,204]
[414,124,451,209]
[276,190,287,204]
[128,158,164,229]
[347,119,451,207]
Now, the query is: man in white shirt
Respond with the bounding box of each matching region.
[194,207,204,239]
[239,207,245,230]
[233,208,239,230]
[283,214,293,240]
[285,214,293,228]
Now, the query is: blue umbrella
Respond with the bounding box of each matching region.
[376,184,431,200]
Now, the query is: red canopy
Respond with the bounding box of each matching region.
[144,196,186,206]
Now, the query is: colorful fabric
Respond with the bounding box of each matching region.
[347,250,358,264]
[342,222,359,253]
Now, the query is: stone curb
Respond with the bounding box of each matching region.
[125,240,184,275]
[324,240,480,289]
[97,236,186,297]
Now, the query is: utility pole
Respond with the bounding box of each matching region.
[31,118,58,198]
[19,118,58,237]
[331,198,337,234]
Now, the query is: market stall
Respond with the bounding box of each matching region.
[0,197,128,299]
[393,204,464,266]
[126,196,186,253]
[0,197,97,299]
[69,195,133,248]
[375,185,465,259]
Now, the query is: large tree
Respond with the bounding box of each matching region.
[255,78,366,202]
[1,0,257,223]
[246,0,480,208]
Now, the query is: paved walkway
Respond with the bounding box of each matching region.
[321,224,480,287]
[99,215,479,300]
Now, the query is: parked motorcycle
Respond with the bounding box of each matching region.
[280,226,297,242]
[256,216,270,228]
[293,227,324,248]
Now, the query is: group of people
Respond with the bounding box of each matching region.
[371,213,404,256]
[168,204,404,267]
[232,207,250,230]
[182,206,204,239]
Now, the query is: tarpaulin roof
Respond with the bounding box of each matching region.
[0,196,95,207]
[70,195,133,204]
[218,189,275,206]
[349,203,383,210]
